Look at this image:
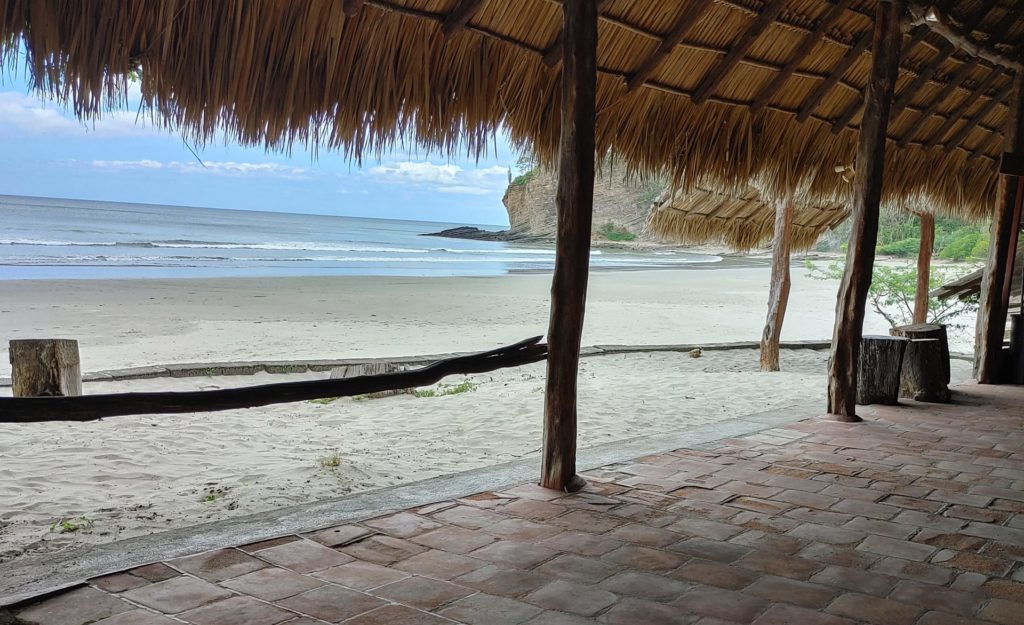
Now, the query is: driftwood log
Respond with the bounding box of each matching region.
[857,335,908,405]
[330,361,411,398]
[900,338,952,403]
[890,323,950,383]
[0,337,546,423]
[9,339,82,398]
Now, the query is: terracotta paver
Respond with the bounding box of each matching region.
[12,383,1023,625]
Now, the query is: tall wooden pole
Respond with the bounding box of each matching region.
[976,72,1024,383]
[913,213,935,324]
[760,198,795,372]
[827,1,902,420]
[541,0,597,491]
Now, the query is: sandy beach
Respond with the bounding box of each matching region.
[0,265,973,565]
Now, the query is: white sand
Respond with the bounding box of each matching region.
[0,266,972,564]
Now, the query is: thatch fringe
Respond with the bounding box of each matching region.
[0,0,1012,221]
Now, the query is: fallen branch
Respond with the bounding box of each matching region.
[905,3,1022,73]
[0,337,547,423]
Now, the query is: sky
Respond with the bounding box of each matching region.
[0,69,520,227]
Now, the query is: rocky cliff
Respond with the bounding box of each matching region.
[501,169,662,241]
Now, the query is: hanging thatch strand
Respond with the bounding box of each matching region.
[1,0,1019,220]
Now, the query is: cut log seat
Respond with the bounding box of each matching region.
[9,339,82,397]
[890,323,950,383]
[900,338,952,403]
[857,335,908,405]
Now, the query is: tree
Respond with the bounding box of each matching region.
[805,261,978,330]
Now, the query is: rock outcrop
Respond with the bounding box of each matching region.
[501,169,662,241]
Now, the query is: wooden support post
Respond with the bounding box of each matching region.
[9,339,82,397]
[976,73,1024,384]
[827,1,902,421]
[913,213,935,324]
[541,0,597,492]
[760,198,795,372]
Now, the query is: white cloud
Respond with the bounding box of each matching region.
[89,159,311,178]
[0,91,160,138]
[368,161,509,195]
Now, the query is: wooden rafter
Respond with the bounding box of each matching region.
[751,0,853,114]
[626,0,714,92]
[830,25,930,133]
[797,30,872,123]
[944,82,1015,151]
[440,0,489,37]
[896,57,980,147]
[692,0,789,106]
[924,66,1004,148]
[906,2,1024,72]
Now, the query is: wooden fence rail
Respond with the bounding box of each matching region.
[0,337,547,423]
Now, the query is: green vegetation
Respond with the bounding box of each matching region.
[597,222,637,242]
[50,517,94,534]
[318,452,342,468]
[511,169,536,186]
[816,212,990,262]
[200,485,228,503]
[415,379,479,398]
[805,261,978,329]
[308,396,340,405]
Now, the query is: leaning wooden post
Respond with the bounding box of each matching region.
[541,0,597,492]
[913,213,935,324]
[760,197,795,372]
[10,339,82,397]
[976,72,1024,383]
[827,0,902,420]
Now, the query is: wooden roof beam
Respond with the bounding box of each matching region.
[943,81,1015,151]
[892,3,998,116]
[924,66,1004,148]
[751,0,853,114]
[692,0,789,106]
[342,0,364,16]
[441,0,489,37]
[797,30,872,123]
[626,0,714,92]
[906,2,1024,72]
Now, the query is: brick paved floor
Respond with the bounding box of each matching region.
[12,384,1024,625]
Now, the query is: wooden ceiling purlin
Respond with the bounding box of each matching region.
[691,0,789,105]
[895,56,980,148]
[625,0,714,92]
[751,0,855,114]
[945,81,1016,152]
[797,31,873,123]
[924,66,1005,148]
[829,24,932,134]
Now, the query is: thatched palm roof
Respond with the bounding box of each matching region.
[2,1,1020,219]
[646,184,848,251]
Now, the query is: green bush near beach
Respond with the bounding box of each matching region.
[598,222,637,242]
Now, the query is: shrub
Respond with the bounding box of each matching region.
[510,169,536,186]
[939,232,982,261]
[597,222,637,242]
[877,237,921,257]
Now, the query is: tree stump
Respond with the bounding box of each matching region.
[890,323,950,384]
[330,361,411,399]
[857,336,908,405]
[9,339,82,397]
[900,338,951,403]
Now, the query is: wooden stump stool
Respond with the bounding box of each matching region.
[9,339,82,397]
[900,338,951,403]
[857,335,908,405]
[890,323,950,384]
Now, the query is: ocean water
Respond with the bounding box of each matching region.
[0,195,719,279]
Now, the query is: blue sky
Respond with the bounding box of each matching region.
[0,70,519,226]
